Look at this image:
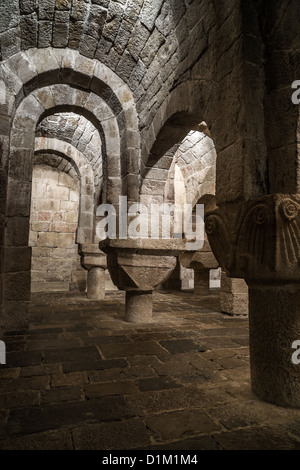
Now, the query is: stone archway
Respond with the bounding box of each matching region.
[1,48,139,330]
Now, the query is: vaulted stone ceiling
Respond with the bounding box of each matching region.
[0,0,217,129]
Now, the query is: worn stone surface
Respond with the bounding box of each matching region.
[0,290,300,450]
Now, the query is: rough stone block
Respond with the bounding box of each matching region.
[20,13,38,49]
[1,300,29,330]
[8,149,33,182]
[221,272,248,294]
[6,179,32,217]
[70,0,88,21]
[56,233,75,247]
[31,222,51,232]
[38,0,56,20]
[35,232,59,247]
[140,0,164,31]
[55,0,71,10]
[4,247,31,273]
[78,35,98,59]
[220,292,248,316]
[65,211,78,224]
[68,21,84,49]
[60,200,78,211]
[0,0,19,34]
[0,28,21,60]
[53,12,69,48]
[34,199,60,212]
[37,211,52,222]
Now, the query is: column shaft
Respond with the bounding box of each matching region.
[249,283,300,407]
[87,267,105,300]
[125,291,153,323]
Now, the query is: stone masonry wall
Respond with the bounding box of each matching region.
[29,164,85,292]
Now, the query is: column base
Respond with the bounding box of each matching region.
[125,291,153,323]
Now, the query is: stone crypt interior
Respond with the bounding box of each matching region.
[0,0,300,451]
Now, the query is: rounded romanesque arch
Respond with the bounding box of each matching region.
[36,112,103,197]
[0,48,140,329]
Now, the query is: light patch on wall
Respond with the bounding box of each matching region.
[0,80,6,104]
[29,164,85,293]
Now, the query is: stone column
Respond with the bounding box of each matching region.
[249,283,300,407]
[194,269,210,295]
[206,194,300,408]
[220,270,248,316]
[87,266,106,300]
[125,291,153,323]
[179,244,218,296]
[79,244,107,301]
[100,239,180,323]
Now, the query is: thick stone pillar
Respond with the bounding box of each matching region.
[220,271,248,316]
[248,283,300,407]
[206,194,300,408]
[79,244,107,301]
[100,239,180,323]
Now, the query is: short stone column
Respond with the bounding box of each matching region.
[125,291,153,323]
[220,270,248,316]
[100,239,181,323]
[79,244,107,300]
[87,266,106,300]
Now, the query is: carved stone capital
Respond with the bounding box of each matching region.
[99,239,179,292]
[79,244,107,271]
[179,251,218,271]
[205,194,300,281]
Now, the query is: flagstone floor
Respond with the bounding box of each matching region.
[1,289,300,450]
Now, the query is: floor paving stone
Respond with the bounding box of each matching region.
[62,357,128,373]
[43,346,101,364]
[145,410,223,441]
[137,376,182,392]
[99,341,168,358]
[72,419,151,450]
[84,380,138,398]
[0,430,73,450]
[7,396,134,435]
[40,385,83,404]
[1,290,300,450]
[159,339,207,354]
[213,426,300,450]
